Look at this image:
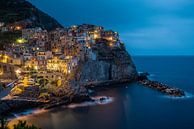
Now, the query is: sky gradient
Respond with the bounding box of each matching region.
[29,0,194,55]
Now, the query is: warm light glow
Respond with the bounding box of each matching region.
[34,66,38,70]
[47,58,69,74]
[15,69,21,75]
[57,79,62,87]
[15,26,22,30]
[1,55,9,63]
[23,77,28,87]
[65,56,72,59]
[94,34,98,39]
[109,43,113,47]
[108,37,113,41]
[4,55,8,59]
[0,68,3,75]
[16,38,27,44]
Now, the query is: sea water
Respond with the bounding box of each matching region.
[9,56,194,129]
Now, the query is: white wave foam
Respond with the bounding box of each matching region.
[66,96,114,109]
[161,92,194,99]
[147,74,156,81]
[10,108,47,120]
[10,96,113,119]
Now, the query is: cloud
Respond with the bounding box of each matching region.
[121,16,194,55]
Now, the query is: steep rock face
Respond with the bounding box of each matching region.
[79,49,137,85]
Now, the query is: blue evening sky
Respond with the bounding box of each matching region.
[28,0,194,55]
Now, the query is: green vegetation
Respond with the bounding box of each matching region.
[0,0,32,23]
[16,38,27,44]
[0,0,63,49]
[0,118,9,129]
[38,92,50,100]
[38,79,49,87]
[0,31,21,50]
[13,120,41,129]
[0,118,41,129]
[0,0,62,30]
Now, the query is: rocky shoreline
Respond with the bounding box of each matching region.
[137,73,185,97]
[0,78,135,117]
[43,93,92,109]
[0,99,46,117]
[84,78,135,88]
[0,73,186,117]
[0,94,91,117]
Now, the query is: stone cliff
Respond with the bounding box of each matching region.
[77,43,137,86]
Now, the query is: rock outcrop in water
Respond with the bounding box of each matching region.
[137,73,185,97]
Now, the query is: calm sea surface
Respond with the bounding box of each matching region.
[10,56,194,129]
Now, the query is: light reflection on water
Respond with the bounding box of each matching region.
[66,96,114,109]
[10,96,114,120]
[9,57,194,129]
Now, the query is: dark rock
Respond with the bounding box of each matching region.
[137,72,149,81]
[78,49,137,87]
[99,97,107,102]
[138,79,185,97]
[71,94,92,103]
[0,100,45,116]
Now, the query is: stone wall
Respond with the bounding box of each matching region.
[0,62,17,80]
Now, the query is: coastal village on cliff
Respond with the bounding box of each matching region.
[0,23,129,82]
[0,19,137,114]
[0,0,139,115]
[0,0,185,117]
